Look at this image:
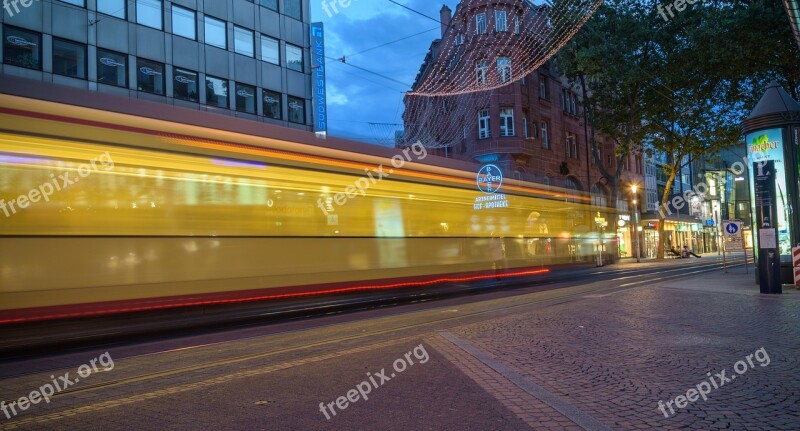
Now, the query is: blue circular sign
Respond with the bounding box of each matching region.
[725,223,739,235]
[477,165,503,194]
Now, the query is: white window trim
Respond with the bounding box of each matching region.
[478,110,490,139]
[476,13,487,35]
[495,10,507,32]
[500,108,514,137]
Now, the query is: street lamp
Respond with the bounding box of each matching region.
[631,184,641,263]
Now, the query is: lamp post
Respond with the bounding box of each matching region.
[632,184,641,263]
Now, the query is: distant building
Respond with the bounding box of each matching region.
[402,2,643,259]
[1,0,314,130]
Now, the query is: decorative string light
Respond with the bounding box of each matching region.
[398,0,602,148]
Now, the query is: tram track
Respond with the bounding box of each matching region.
[2,258,744,395]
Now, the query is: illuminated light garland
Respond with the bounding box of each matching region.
[397,0,602,149]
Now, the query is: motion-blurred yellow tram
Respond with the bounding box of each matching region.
[0,94,613,323]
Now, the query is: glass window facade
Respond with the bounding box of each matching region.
[206,76,229,108]
[234,27,254,57]
[259,0,278,11]
[136,0,163,30]
[97,49,127,87]
[204,16,227,49]
[172,5,196,40]
[286,44,303,72]
[262,89,282,119]
[136,58,165,95]
[173,67,198,102]
[235,83,257,113]
[285,0,302,20]
[98,0,126,18]
[287,96,304,124]
[2,26,42,70]
[52,39,87,79]
[260,36,279,65]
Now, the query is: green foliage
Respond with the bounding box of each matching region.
[558,0,799,258]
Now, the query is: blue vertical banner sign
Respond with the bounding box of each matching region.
[310,23,328,138]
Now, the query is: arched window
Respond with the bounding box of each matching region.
[564,177,582,203]
[591,183,608,207]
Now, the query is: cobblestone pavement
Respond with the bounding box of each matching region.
[0,264,797,430]
[450,267,800,430]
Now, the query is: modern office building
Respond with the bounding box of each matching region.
[1,0,313,130]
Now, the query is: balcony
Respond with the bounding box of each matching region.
[469,137,540,159]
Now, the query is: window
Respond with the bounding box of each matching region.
[286,44,303,72]
[97,49,127,87]
[60,0,84,6]
[171,5,196,40]
[514,16,520,34]
[287,96,305,124]
[204,16,226,49]
[541,121,550,149]
[97,0,125,18]
[235,83,256,114]
[3,26,41,70]
[285,0,302,20]
[136,58,164,95]
[476,59,487,85]
[234,26,254,57]
[136,0,162,30]
[259,0,277,11]
[478,110,490,139]
[566,132,578,159]
[522,110,529,138]
[173,67,198,101]
[495,11,507,32]
[497,57,512,83]
[475,13,487,35]
[262,89,282,119]
[52,39,86,79]
[260,36,279,64]
[500,108,514,137]
[205,76,228,108]
[591,184,608,207]
[562,89,578,115]
[454,34,464,45]
[539,75,550,100]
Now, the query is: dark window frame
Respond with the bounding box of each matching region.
[2,25,43,71]
[52,37,88,80]
[136,57,166,95]
[96,48,128,88]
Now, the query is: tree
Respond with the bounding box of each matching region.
[560,0,799,259]
[558,0,662,256]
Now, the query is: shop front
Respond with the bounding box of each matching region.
[640,217,706,256]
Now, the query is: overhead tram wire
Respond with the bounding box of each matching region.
[325,56,412,89]
[325,26,441,65]
[384,0,442,24]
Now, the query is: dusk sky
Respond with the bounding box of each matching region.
[310,0,462,146]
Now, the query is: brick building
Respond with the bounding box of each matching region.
[402,2,644,258]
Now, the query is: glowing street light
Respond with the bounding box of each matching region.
[631,184,641,263]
